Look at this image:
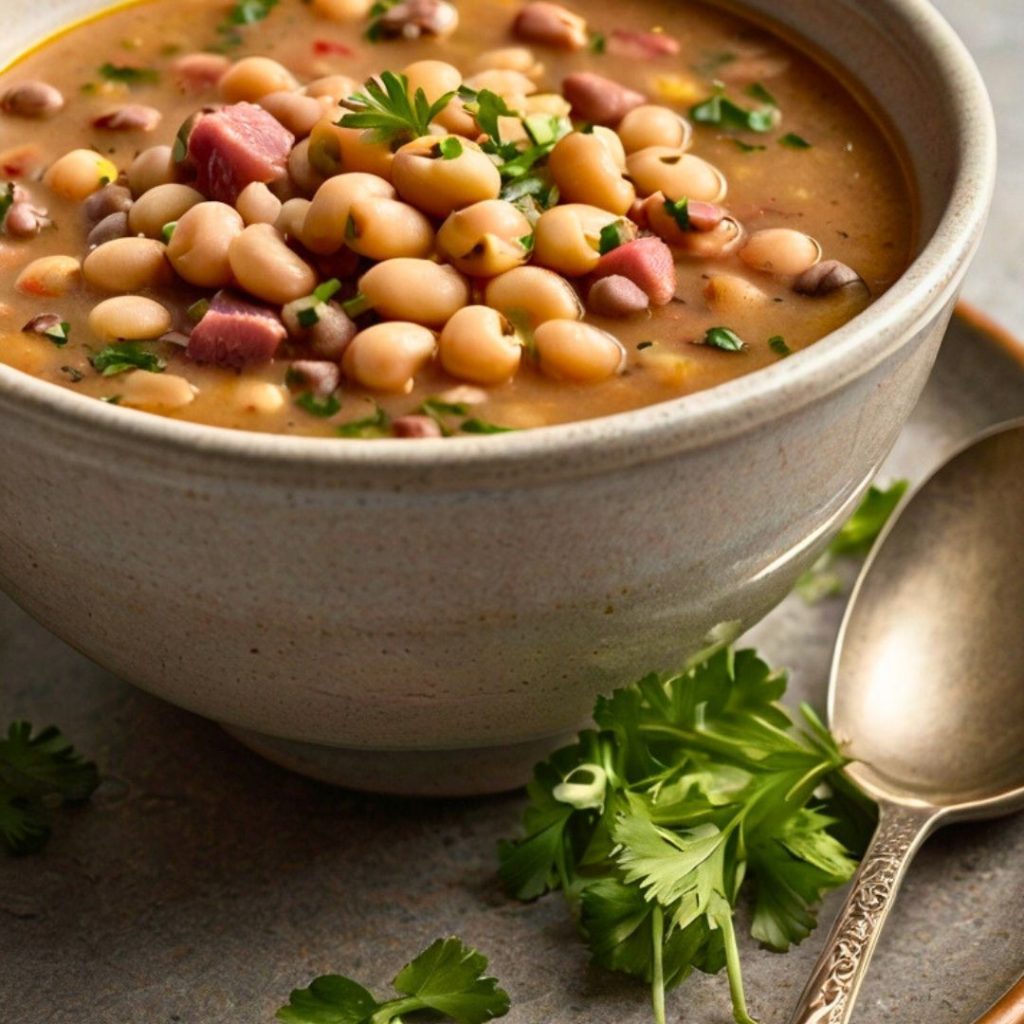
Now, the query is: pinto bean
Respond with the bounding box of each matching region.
[740,228,821,276]
[1,80,64,119]
[92,105,163,132]
[5,202,50,239]
[794,259,866,296]
[393,415,443,439]
[87,211,131,249]
[513,2,588,50]
[84,183,133,222]
[562,72,646,126]
[587,275,650,318]
[373,0,459,39]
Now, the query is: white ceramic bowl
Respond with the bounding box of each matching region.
[0,0,995,793]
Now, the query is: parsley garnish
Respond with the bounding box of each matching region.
[461,418,515,435]
[340,71,455,148]
[500,642,870,1024]
[187,298,210,323]
[436,136,464,160]
[663,196,691,231]
[225,0,279,25]
[768,335,792,357]
[731,139,766,153]
[161,221,177,243]
[589,31,607,54]
[797,481,908,602]
[295,392,341,418]
[313,279,342,304]
[690,86,776,133]
[598,220,631,255]
[89,342,165,377]
[780,132,812,150]
[700,327,747,352]
[0,721,98,855]
[365,0,401,42]
[745,82,777,107]
[98,63,160,86]
[44,321,71,346]
[0,182,15,227]
[277,936,510,1024]
[297,307,320,328]
[336,405,392,438]
[417,398,516,437]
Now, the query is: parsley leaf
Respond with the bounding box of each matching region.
[700,327,747,352]
[225,0,279,25]
[98,63,160,86]
[336,405,392,439]
[690,86,776,133]
[0,721,99,855]
[745,82,777,107]
[295,393,341,418]
[340,71,454,148]
[0,181,15,227]
[276,937,510,1024]
[436,136,464,160]
[768,335,792,357]
[500,645,869,1024]
[598,219,632,255]
[780,132,812,150]
[418,398,516,437]
[89,342,165,377]
[663,196,691,231]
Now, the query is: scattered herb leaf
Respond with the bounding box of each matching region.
[89,342,165,377]
[461,419,515,435]
[295,392,341,418]
[0,721,99,856]
[598,220,632,255]
[700,327,747,352]
[731,139,766,153]
[98,63,160,86]
[187,298,210,323]
[224,0,279,26]
[61,365,84,383]
[340,71,454,148]
[336,404,392,438]
[342,293,372,319]
[779,132,812,150]
[0,182,15,227]
[768,335,792,357]
[690,87,775,134]
[663,196,691,231]
[744,82,777,107]
[313,279,342,304]
[436,136,464,160]
[589,31,607,54]
[43,321,71,347]
[161,221,177,244]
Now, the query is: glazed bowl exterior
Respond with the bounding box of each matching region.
[0,0,995,793]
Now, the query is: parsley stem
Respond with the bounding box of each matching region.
[650,904,667,1024]
[719,910,755,1024]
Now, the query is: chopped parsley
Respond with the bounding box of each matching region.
[461,418,515,435]
[336,404,392,438]
[0,721,99,856]
[297,307,320,328]
[768,335,792,357]
[365,0,402,42]
[663,196,691,231]
[589,31,607,54]
[435,136,464,160]
[89,342,165,377]
[276,936,510,1024]
[295,392,341,418]
[745,81,778,107]
[61,365,84,383]
[225,0,280,25]
[419,397,515,437]
[43,321,72,347]
[780,132,812,150]
[161,221,177,243]
[690,86,776,133]
[98,63,160,86]
[313,279,342,304]
[700,326,747,352]
[598,219,632,255]
[187,298,210,323]
[0,182,15,228]
[731,139,766,153]
[340,71,455,148]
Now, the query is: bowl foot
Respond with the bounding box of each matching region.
[222,726,568,796]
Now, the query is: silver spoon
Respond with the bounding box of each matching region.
[789,420,1024,1024]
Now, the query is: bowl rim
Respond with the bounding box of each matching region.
[0,0,997,476]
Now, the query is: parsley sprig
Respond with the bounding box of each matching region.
[89,342,166,377]
[0,721,99,855]
[499,641,873,1024]
[690,84,777,134]
[277,937,510,1024]
[340,72,455,148]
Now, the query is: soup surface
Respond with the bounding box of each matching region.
[0,0,913,438]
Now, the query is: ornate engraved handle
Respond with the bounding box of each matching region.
[788,802,939,1024]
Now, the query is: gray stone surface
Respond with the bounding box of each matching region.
[2,2,1023,1022]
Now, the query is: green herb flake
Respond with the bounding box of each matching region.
[0,182,15,227]
[43,321,72,347]
[598,219,631,255]
[225,0,280,26]
[745,82,778,107]
[518,232,535,252]
[187,298,210,323]
[694,51,737,76]
[461,418,515,435]
[780,132,812,150]
[768,335,792,357]
[731,139,766,153]
[295,392,341,418]
[296,306,320,329]
[700,326,747,352]
[436,136,464,160]
[61,365,84,383]
[663,196,691,231]
[340,71,455,148]
[276,936,510,1024]
[0,721,99,856]
[589,31,607,54]
[690,87,776,134]
[637,340,654,351]
[312,278,342,304]
[161,221,177,244]
[336,404,392,439]
[98,63,160,86]
[89,342,165,377]
[342,292,372,319]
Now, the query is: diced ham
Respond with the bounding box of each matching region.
[591,237,677,306]
[608,29,681,60]
[186,290,287,368]
[187,102,294,205]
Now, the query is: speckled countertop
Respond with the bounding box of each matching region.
[2,2,1023,1022]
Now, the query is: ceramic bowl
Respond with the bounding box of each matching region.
[0,0,995,794]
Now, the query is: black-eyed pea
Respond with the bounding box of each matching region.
[548,132,635,215]
[288,138,327,195]
[372,0,459,40]
[439,305,522,385]
[532,203,621,277]
[513,2,588,49]
[128,145,179,197]
[703,273,774,313]
[392,136,501,219]
[83,238,172,293]
[305,74,361,103]
[303,172,397,255]
[470,47,543,79]
[534,320,625,382]
[120,370,196,411]
[342,322,437,392]
[92,105,162,132]
[231,380,288,415]
[219,57,298,104]
[236,181,283,225]
[739,228,822,276]
[645,194,744,256]
[15,255,81,297]
[257,91,325,139]
[308,120,395,181]
[167,201,244,287]
[228,223,318,304]
[626,147,727,202]
[43,150,119,201]
[275,198,313,244]
[1,80,64,119]
[311,0,373,19]
[88,295,173,342]
[403,60,462,104]
[359,259,470,327]
[484,266,583,327]
[128,183,204,239]
[346,197,435,261]
[617,104,692,154]
[436,199,532,277]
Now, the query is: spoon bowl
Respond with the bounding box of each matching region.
[790,420,1024,1024]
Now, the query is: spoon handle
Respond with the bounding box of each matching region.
[788,802,938,1024]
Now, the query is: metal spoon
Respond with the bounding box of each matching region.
[789,421,1024,1024]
